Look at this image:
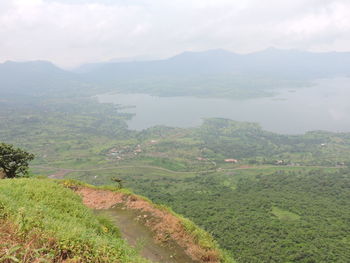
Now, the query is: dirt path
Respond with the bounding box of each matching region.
[76,187,221,263]
[96,208,195,263]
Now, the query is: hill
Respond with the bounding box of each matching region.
[81,48,350,79]
[1,48,349,99]
[76,48,350,98]
[0,178,234,263]
[0,61,91,97]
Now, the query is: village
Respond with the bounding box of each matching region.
[106,140,159,161]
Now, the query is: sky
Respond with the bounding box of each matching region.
[0,0,349,68]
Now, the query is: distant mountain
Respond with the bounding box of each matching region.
[70,48,350,97]
[80,49,241,80]
[74,55,158,73]
[80,48,350,80]
[242,48,350,78]
[0,61,88,97]
[1,48,349,98]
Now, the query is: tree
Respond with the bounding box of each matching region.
[0,143,34,178]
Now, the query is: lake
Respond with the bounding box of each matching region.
[96,78,350,134]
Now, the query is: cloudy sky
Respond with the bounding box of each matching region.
[0,0,349,67]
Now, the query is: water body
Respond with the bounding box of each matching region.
[97,78,350,134]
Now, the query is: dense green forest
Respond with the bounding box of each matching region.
[1,96,350,262]
[113,168,350,262]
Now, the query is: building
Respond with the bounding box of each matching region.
[224,159,238,163]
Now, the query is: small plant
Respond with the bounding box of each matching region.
[111,177,123,189]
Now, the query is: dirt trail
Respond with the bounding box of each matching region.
[96,208,195,263]
[76,187,220,263]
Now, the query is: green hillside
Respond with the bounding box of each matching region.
[0,178,234,263]
[0,178,148,262]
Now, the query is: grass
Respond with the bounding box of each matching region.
[271,206,301,221]
[0,178,148,263]
[179,215,236,263]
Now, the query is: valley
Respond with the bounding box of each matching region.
[1,91,350,262]
[2,1,350,262]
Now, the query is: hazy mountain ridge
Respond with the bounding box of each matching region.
[1,48,349,97]
[77,48,349,98]
[80,48,350,78]
[0,60,87,96]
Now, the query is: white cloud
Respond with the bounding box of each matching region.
[0,0,349,67]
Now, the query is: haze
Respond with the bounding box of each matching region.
[1,0,350,67]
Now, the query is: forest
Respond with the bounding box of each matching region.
[119,168,350,262]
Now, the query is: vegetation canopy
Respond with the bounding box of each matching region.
[0,143,34,178]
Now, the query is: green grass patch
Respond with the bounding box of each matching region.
[271,206,301,221]
[0,178,148,263]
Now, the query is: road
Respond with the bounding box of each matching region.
[32,164,345,179]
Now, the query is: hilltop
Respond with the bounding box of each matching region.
[0,178,234,263]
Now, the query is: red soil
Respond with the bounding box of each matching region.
[76,187,221,263]
[0,219,57,263]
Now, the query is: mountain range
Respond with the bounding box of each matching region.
[79,48,350,78]
[1,48,349,97]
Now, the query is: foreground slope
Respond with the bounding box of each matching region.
[73,185,233,263]
[0,178,147,263]
[0,178,234,263]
